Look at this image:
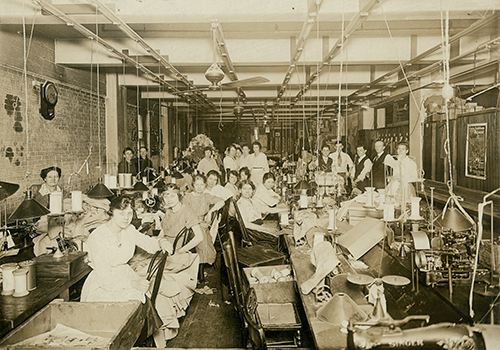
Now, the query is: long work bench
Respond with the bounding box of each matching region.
[0,253,91,339]
[285,233,478,350]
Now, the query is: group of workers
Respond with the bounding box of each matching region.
[297,139,419,202]
[26,135,420,347]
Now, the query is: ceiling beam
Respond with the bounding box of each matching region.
[85,0,214,109]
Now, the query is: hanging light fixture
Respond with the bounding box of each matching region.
[9,190,50,221]
[87,178,114,198]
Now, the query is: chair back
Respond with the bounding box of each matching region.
[232,198,251,244]
[172,226,192,254]
[222,231,245,314]
[244,287,267,350]
[217,197,232,239]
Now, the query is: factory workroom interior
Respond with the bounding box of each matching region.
[2,0,500,349]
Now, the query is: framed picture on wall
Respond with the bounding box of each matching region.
[465,122,487,180]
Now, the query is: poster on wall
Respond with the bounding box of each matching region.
[465,123,487,180]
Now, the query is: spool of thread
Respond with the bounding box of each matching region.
[377,189,386,210]
[271,268,282,281]
[19,260,36,291]
[410,196,421,219]
[142,176,148,185]
[118,173,126,187]
[251,267,270,283]
[49,191,63,214]
[123,174,132,187]
[384,203,395,221]
[316,196,324,208]
[105,174,117,188]
[1,263,18,295]
[71,191,83,212]
[171,177,176,184]
[13,268,29,297]
[142,191,149,201]
[328,208,337,230]
[280,212,289,225]
[299,189,308,208]
[365,187,375,207]
[152,188,158,196]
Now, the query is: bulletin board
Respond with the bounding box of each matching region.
[465,122,487,180]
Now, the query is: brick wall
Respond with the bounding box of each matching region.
[0,30,106,221]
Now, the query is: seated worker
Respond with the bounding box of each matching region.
[81,195,175,347]
[205,169,233,201]
[237,180,280,248]
[239,166,251,184]
[32,166,62,208]
[118,147,138,176]
[197,146,219,176]
[224,170,240,198]
[183,174,224,270]
[253,172,289,216]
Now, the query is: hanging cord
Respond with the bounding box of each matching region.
[22,3,30,178]
[96,7,102,175]
[315,10,321,157]
[337,1,345,144]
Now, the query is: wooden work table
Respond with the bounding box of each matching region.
[0,254,91,339]
[285,232,477,350]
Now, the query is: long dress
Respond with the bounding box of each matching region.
[250,153,269,186]
[237,197,278,248]
[81,223,160,303]
[182,192,220,264]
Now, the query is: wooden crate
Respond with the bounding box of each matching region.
[34,251,87,279]
[0,300,144,350]
[243,264,298,303]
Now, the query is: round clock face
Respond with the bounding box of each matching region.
[45,83,58,105]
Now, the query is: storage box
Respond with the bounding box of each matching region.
[243,264,298,303]
[34,251,87,279]
[0,300,144,350]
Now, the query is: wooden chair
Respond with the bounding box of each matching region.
[242,290,268,350]
[232,199,286,267]
[222,231,245,315]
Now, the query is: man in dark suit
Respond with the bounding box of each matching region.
[371,139,394,190]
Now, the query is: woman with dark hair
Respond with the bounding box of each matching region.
[253,172,288,215]
[239,166,251,183]
[182,174,224,266]
[225,170,240,197]
[236,180,279,247]
[81,194,170,311]
[249,141,269,186]
[32,166,62,208]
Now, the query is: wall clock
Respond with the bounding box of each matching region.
[40,81,58,120]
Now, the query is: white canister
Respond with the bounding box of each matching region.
[410,197,422,219]
[1,263,18,295]
[280,213,289,226]
[123,174,132,187]
[71,191,83,212]
[118,173,126,187]
[13,268,29,297]
[49,191,63,214]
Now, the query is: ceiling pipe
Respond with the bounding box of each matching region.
[85,0,214,110]
[275,0,324,104]
[349,12,500,100]
[291,0,382,103]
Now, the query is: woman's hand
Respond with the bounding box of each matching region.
[159,238,173,254]
[131,277,150,293]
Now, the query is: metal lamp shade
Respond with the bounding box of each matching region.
[87,180,114,198]
[9,191,50,220]
[0,181,20,201]
[435,206,473,232]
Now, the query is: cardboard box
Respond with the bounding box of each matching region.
[34,251,87,279]
[0,300,143,350]
[243,264,298,303]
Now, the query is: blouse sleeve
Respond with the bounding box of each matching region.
[130,226,161,254]
[85,230,133,291]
